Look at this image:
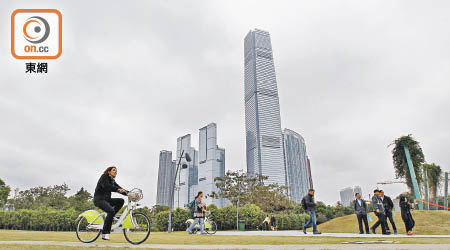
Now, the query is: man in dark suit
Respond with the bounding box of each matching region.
[353,192,370,234]
[380,190,397,234]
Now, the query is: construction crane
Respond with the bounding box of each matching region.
[377,180,406,185]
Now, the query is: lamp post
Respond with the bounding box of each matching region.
[168,150,191,233]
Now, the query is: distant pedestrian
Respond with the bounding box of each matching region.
[302,189,322,235]
[370,189,389,235]
[380,190,397,234]
[186,191,207,234]
[399,196,415,235]
[263,215,270,231]
[270,214,277,231]
[353,193,370,234]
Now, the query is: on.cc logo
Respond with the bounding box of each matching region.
[23,16,50,44]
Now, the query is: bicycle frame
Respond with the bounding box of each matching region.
[186,216,213,229]
[78,197,139,231]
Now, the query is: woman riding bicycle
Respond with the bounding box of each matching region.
[93,166,127,240]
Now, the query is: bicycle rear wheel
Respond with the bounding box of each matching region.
[206,221,217,234]
[76,216,101,243]
[123,212,151,245]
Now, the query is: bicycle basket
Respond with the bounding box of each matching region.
[128,188,143,202]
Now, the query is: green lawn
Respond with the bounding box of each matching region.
[0,230,449,245]
[318,210,450,235]
[0,245,251,250]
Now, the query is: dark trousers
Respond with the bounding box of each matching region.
[356,214,370,233]
[385,210,397,232]
[371,212,388,234]
[94,198,124,234]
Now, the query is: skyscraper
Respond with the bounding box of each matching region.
[198,123,226,208]
[156,150,175,206]
[340,187,354,207]
[307,158,314,189]
[174,134,198,208]
[244,28,285,186]
[282,129,311,203]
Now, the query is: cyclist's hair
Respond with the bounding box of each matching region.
[196,191,203,198]
[104,166,117,175]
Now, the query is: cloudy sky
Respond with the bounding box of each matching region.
[1,0,449,206]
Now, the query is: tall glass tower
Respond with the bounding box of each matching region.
[244,29,285,185]
[282,129,311,203]
[156,150,175,206]
[198,123,226,208]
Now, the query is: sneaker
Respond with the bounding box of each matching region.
[313,231,322,235]
[302,227,307,234]
[101,234,110,240]
[186,229,193,234]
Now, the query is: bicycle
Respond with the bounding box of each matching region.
[185,212,217,234]
[75,188,151,245]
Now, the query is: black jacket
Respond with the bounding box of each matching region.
[303,194,316,211]
[93,174,123,202]
[382,195,394,212]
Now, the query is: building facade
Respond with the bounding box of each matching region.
[282,129,311,203]
[244,28,285,186]
[174,134,198,209]
[340,187,354,207]
[156,150,175,206]
[198,123,226,207]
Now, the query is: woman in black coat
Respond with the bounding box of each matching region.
[93,166,127,240]
[399,196,415,235]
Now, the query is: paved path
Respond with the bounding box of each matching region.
[1,241,450,250]
[215,230,450,238]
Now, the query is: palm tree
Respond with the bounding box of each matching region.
[424,163,443,209]
[390,135,425,194]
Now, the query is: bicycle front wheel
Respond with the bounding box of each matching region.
[76,216,101,243]
[123,212,151,245]
[206,221,217,234]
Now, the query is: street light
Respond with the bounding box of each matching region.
[168,150,191,233]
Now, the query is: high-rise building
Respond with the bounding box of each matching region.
[174,134,198,209]
[244,28,285,186]
[307,158,314,189]
[156,150,175,206]
[340,186,363,207]
[340,187,354,207]
[282,129,311,203]
[198,123,226,208]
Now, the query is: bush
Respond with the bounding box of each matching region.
[0,209,78,231]
[153,208,190,232]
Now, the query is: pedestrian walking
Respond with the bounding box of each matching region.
[186,191,207,234]
[353,192,370,234]
[380,190,397,234]
[399,196,415,235]
[370,189,389,235]
[270,214,277,231]
[302,189,322,235]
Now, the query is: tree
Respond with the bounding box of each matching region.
[67,187,95,212]
[8,184,70,210]
[212,170,291,212]
[424,163,443,207]
[390,135,425,193]
[0,178,11,208]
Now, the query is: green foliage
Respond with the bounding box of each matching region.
[153,208,190,232]
[390,134,425,193]
[239,204,264,229]
[0,208,79,231]
[151,205,169,215]
[0,178,11,208]
[212,170,292,213]
[424,163,443,204]
[216,205,237,230]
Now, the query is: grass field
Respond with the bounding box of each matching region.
[317,210,450,235]
[0,230,449,245]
